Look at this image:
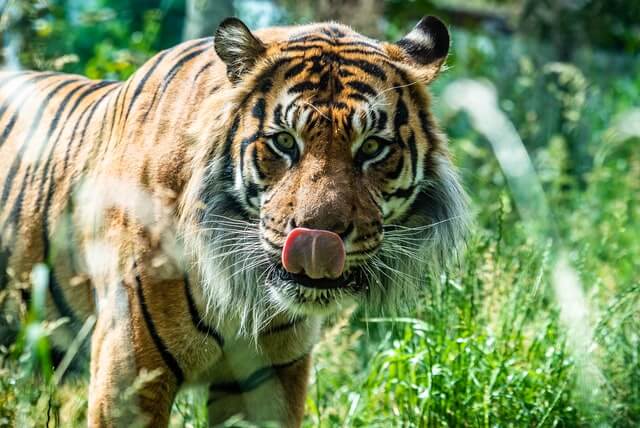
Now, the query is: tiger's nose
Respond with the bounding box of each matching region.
[287,217,353,240]
[281,228,346,279]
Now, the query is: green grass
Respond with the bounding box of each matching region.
[1,28,639,427]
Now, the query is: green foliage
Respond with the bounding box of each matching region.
[1,0,185,79]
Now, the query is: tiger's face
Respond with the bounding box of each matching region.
[192,17,468,324]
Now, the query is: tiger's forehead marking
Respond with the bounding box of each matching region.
[271,93,392,147]
[262,27,403,148]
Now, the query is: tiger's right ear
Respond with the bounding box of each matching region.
[214,18,266,83]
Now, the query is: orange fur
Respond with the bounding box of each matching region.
[0,16,467,427]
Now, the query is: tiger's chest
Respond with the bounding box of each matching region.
[183,315,321,387]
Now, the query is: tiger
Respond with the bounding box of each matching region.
[0,15,468,427]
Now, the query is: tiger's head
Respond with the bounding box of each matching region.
[184,16,468,332]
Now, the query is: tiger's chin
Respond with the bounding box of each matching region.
[267,266,366,315]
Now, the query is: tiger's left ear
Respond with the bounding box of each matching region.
[215,17,266,83]
[391,16,450,84]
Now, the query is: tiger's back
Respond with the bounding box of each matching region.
[0,38,221,325]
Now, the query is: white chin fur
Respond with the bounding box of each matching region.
[267,283,356,317]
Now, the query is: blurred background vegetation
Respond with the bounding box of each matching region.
[0,0,639,426]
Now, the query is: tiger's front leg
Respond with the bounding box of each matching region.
[87,275,180,427]
[207,354,312,427]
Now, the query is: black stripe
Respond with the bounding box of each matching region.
[0,71,34,92]
[284,99,298,124]
[387,155,405,181]
[123,50,170,124]
[346,81,376,97]
[284,61,307,79]
[343,109,355,136]
[321,26,346,37]
[193,60,214,84]
[208,353,308,399]
[30,82,87,188]
[205,190,247,220]
[394,94,409,128]
[100,86,123,156]
[162,44,212,92]
[288,80,318,94]
[0,248,8,290]
[260,317,306,336]
[273,104,284,127]
[95,86,122,161]
[287,35,333,43]
[283,44,329,52]
[239,97,267,188]
[0,166,31,244]
[315,100,349,110]
[367,188,384,212]
[63,196,80,277]
[258,76,274,93]
[335,48,389,57]
[347,93,369,103]
[0,73,33,122]
[392,95,409,152]
[0,115,18,150]
[239,134,261,197]
[134,262,185,384]
[32,82,92,207]
[245,182,260,208]
[305,54,387,81]
[62,84,119,172]
[261,138,281,160]
[222,115,240,180]
[251,98,266,121]
[306,115,320,130]
[236,57,295,111]
[287,36,384,52]
[183,273,224,347]
[39,150,79,328]
[46,260,79,328]
[139,84,160,124]
[67,81,116,123]
[252,146,267,181]
[60,82,119,167]
[0,79,79,208]
[397,38,439,65]
[407,132,418,184]
[176,37,213,56]
[382,185,418,200]
[37,82,114,323]
[338,69,354,78]
[0,73,59,148]
[61,103,96,172]
[418,110,436,143]
[375,110,388,132]
[114,79,134,138]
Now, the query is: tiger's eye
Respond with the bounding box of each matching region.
[361,138,381,157]
[275,132,296,151]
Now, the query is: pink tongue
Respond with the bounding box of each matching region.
[282,228,346,279]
